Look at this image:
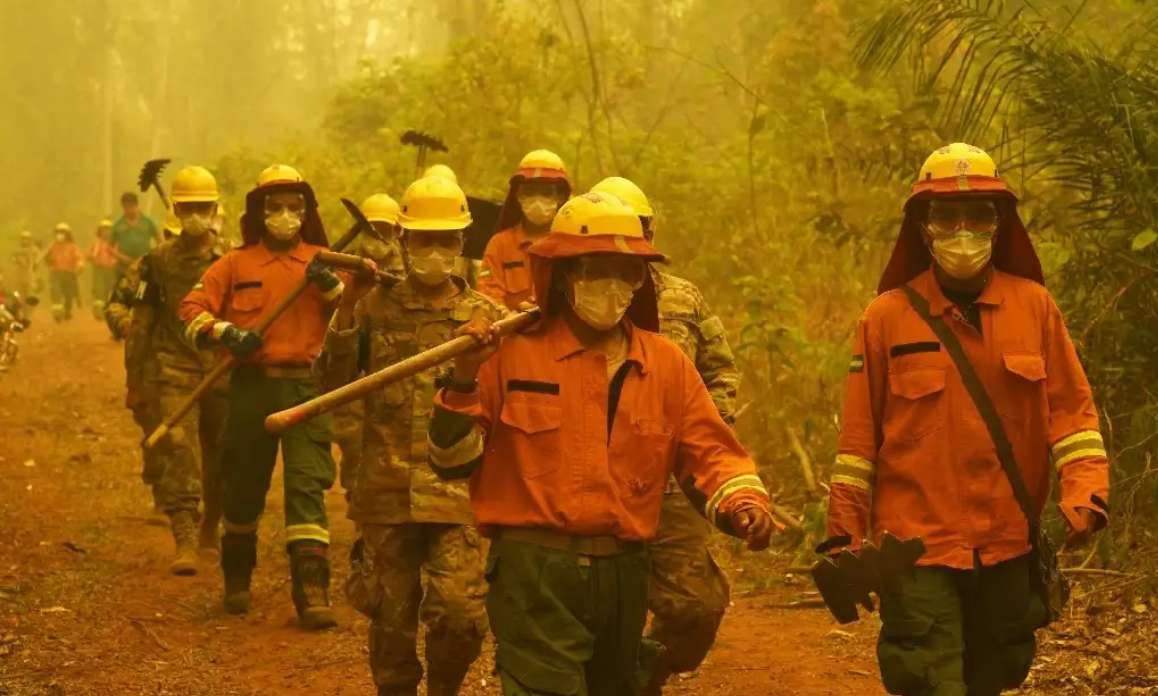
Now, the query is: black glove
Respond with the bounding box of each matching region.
[306,255,341,293]
[220,324,263,359]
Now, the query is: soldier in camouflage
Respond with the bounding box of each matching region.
[590,177,741,695]
[111,166,230,575]
[330,193,406,503]
[320,176,499,696]
[106,258,166,516]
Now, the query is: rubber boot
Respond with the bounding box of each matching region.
[221,532,256,615]
[168,511,199,576]
[289,541,337,631]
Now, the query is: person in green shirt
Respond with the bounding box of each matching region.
[111,191,160,276]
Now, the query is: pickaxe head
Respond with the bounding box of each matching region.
[138,158,171,193]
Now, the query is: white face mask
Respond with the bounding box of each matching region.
[519,196,558,226]
[409,249,456,286]
[930,231,993,280]
[55,234,66,243]
[181,213,213,237]
[568,277,635,331]
[265,210,302,241]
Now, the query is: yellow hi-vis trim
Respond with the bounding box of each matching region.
[830,453,875,492]
[285,524,330,545]
[428,428,485,470]
[705,474,767,527]
[1051,430,1106,469]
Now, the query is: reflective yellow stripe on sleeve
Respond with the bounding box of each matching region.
[428,427,485,471]
[285,523,331,545]
[185,311,217,344]
[705,473,767,528]
[1051,430,1107,469]
[830,453,875,492]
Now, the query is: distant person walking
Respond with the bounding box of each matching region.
[43,223,83,321]
[111,192,160,279]
[88,219,119,318]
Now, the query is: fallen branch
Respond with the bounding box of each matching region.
[1060,568,1135,578]
[130,618,170,652]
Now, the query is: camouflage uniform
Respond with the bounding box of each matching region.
[331,236,405,500]
[646,268,740,688]
[320,276,500,695]
[106,260,165,508]
[7,245,42,298]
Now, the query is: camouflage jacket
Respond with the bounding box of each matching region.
[653,268,739,423]
[319,276,505,525]
[7,247,42,295]
[105,259,158,409]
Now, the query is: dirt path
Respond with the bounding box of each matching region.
[13,316,1137,695]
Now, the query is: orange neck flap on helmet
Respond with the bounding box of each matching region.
[240,180,329,248]
[877,150,1043,295]
[495,154,572,234]
[526,192,665,333]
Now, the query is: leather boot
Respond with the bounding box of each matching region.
[221,532,256,615]
[168,511,198,576]
[289,541,337,630]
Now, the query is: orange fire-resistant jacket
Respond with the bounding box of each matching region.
[179,241,341,366]
[827,268,1109,569]
[426,314,769,542]
[477,224,536,310]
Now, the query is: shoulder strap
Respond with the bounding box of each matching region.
[899,285,1040,533]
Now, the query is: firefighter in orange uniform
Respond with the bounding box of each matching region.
[824,143,1110,695]
[428,191,775,695]
[179,164,343,630]
[476,149,570,309]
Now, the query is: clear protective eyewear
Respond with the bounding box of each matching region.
[572,254,647,290]
[925,199,999,239]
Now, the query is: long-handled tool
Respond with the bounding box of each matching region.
[143,198,375,449]
[137,158,172,210]
[264,308,541,435]
[314,250,403,287]
[400,130,448,178]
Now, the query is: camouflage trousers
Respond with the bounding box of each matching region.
[331,400,363,500]
[155,364,228,527]
[346,523,487,693]
[129,381,164,507]
[646,490,731,676]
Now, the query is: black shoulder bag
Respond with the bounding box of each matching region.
[901,285,1067,625]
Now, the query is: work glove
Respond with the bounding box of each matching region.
[731,502,773,551]
[306,255,342,293]
[219,324,263,359]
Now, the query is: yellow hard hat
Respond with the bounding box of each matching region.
[517,149,567,179]
[422,164,458,184]
[54,222,71,233]
[360,193,401,225]
[398,176,472,231]
[19,230,32,239]
[550,191,643,240]
[256,164,303,188]
[98,219,113,228]
[170,165,220,203]
[911,143,1008,196]
[590,176,654,218]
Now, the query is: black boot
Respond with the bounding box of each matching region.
[221,532,256,615]
[289,541,337,631]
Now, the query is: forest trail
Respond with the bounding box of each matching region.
[0,317,883,695]
[3,317,1145,696]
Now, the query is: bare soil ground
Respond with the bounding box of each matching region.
[0,318,1154,695]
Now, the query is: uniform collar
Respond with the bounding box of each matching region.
[252,239,313,266]
[546,313,649,375]
[917,267,1007,316]
[394,275,467,310]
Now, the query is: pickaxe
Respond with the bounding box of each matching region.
[400,130,448,178]
[137,158,172,210]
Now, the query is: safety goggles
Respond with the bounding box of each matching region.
[407,230,463,255]
[925,199,999,238]
[571,254,647,289]
[263,194,306,216]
